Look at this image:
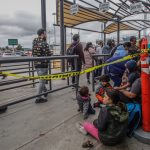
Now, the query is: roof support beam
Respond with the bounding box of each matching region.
[112,0,128,18]
[60,0,65,72]
[54,24,104,33]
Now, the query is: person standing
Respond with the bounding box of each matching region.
[84,42,95,84]
[32,28,51,103]
[95,40,103,77]
[102,39,115,62]
[70,34,85,86]
[129,36,140,61]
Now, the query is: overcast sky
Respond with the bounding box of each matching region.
[0,0,56,48]
[0,0,108,48]
[0,0,148,48]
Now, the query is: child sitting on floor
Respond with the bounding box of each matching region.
[114,60,140,91]
[76,89,128,146]
[77,86,95,119]
[93,75,112,107]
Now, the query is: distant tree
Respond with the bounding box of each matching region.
[16,44,23,50]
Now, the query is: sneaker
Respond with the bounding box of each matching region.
[35,98,48,103]
[0,105,7,114]
[43,90,48,97]
[2,74,7,79]
[83,114,88,120]
[88,108,95,115]
[76,122,87,135]
[100,104,106,108]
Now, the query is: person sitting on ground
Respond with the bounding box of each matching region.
[114,60,140,91]
[76,89,128,146]
[117,78,141,104]
[93,75,112,108]
[77,86,95,119]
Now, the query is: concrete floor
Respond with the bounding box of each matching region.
[0,76,150,150]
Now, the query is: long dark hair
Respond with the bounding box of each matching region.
[105,89,126,112]
[84,42,93,51]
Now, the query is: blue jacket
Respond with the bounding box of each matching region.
[105,56,128,76]
[113,45,128,58]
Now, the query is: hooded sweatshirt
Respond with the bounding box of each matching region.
[93,103,128,145]
[125,60,140,86]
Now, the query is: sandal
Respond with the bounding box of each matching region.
[82,140,94,148]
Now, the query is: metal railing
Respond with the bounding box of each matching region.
[0,55,79,113]
[92,54,111,91]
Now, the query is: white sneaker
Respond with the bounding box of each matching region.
[76,122,87,135]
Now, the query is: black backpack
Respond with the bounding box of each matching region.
[66,42,79,64]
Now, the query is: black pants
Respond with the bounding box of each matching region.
[71,63,82,84]
[95,59,102,77]
[119,92,133,103]
[86,72,90,80]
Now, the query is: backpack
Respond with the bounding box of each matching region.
[126,103,141,137]
[66,42,79,64]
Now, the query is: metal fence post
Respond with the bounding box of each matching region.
[92,56,95,92]
[74,57,78,97]
[49,61,52,90]
[31,61,35,87]
[60,0,65,73]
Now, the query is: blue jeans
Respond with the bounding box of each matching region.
[36,68,48,99]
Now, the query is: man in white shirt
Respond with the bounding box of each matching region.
[95,40,103,77]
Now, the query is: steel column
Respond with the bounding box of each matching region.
[103,0,106,44]
[104,23,106,44]
[60,0,65,73]
[117,20,120,44]
[41,0,46,31]
[139,30,141,39]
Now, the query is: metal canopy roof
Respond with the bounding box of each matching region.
[56,0,150,34]
[104,22,136,33]
[56,0,114,27]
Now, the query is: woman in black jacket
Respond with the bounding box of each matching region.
[77,89,128,146]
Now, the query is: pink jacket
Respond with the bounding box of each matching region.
[84,47,95,69]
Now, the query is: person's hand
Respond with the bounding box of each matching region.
[114,87,120,90]
[83,64,86,70]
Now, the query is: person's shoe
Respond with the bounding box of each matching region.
[83,114,88,120]
[93,102,100,108]
[99,104,106,108]
[89,108,96,115]
[76,122,87,135]
[43,90,48,97]
[2,74,7,79]
[35,98,48,103]
[0,105,8,114]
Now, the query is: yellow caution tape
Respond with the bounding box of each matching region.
[0,49,149,80]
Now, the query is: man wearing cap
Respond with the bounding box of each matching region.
[70,34,85,85]
[102,39,114,62]
[32,28,51,103]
